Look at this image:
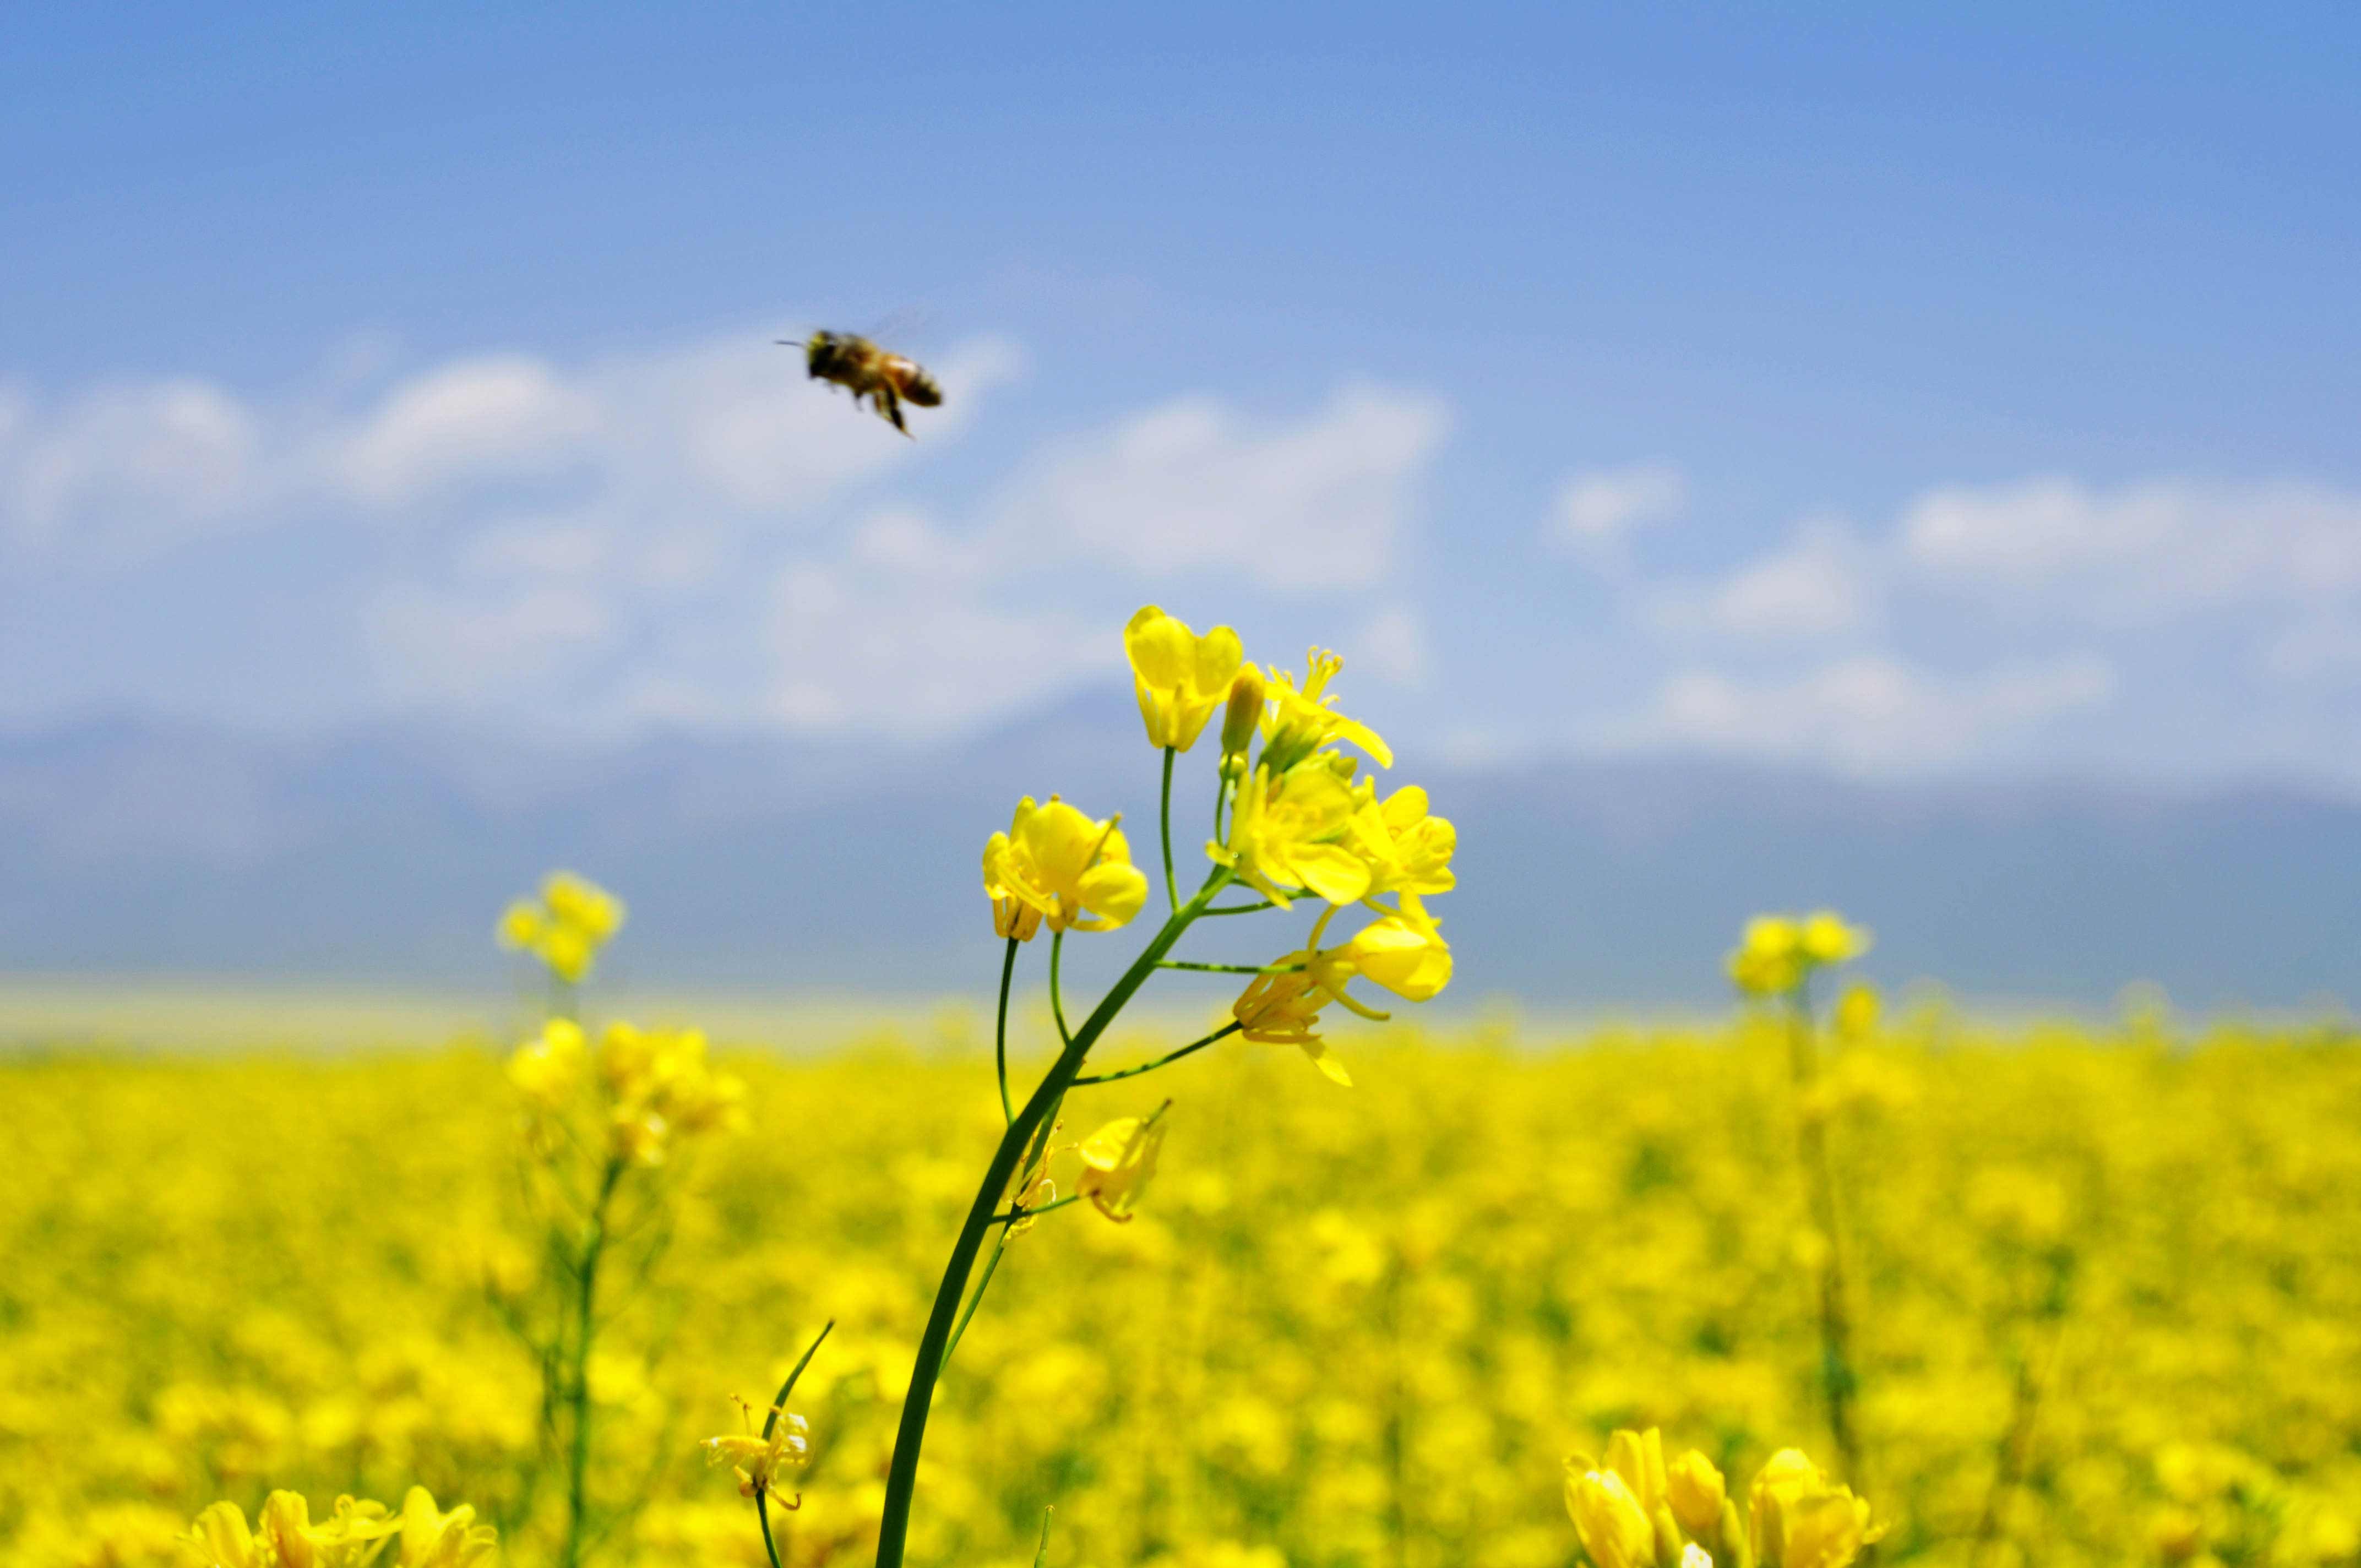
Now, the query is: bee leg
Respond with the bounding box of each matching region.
[877,384,910,437]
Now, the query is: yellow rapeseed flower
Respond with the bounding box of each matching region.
[1074,1109,1169,1223]
[496,870,627,983]
[595,1023,747,1166]
[397,1487,497,1568]
[704,1403,812,1499]
[1667,1449,1728,1537]
[1748,1450,1879,1568]
[1258,648,1392,774]
[1125,605,1245,752]
[186,1492,400,1568]
[982,796,1151,938]
[1728,911,1869,998]
[507,1018,586,1108]
[1350,784,1457,899]
[1210,760,1372,908]
[1565,1463,1657,1568]
[1337,893,1452,1003]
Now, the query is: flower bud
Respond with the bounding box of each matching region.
[1668,1450,1728,1537]
[1220,667,1266,764]
[1567,1467,1657,1568]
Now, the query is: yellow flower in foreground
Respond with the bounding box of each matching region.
[1749,1449,1880,1568]
[704,1403,812,1499]
[1259,647,1392,773]
[1668,1448,1728,1536]
[1352,784,1457,899]
[1338,893,1452,1003]
[1603,1427,1669,1515]
[398,1487,498,1568]
[1075,1108,1169,1222]
[1565,1464,1657,1568]
[983,796,1150,938]
[1210,760,1372,908]
[1126,605,1245,752]
[187,1492,400,1568]
[1232,968,1353,1085]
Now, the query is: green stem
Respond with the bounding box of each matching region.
[1196,900,1279,917]
[872,870,1231,1568]
[1048,933,1073,1046]
[1156,960,1301,974]
[1076,1021,1242,1085]
[994,938,1019,1125]
[1160,746,1179,912]
[1787,987,1864,1489]
[990,1193,1081,1225]
[559,1155,625,1568]
[942,1230,1010,1366]
[754,1321,836,1568]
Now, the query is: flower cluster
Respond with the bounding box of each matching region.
[497,871,626,984]
[1566,1428,1880,1568]
[509,1017,747,1166]
[183,1487,494,1568]
[982,796,1150,940]
[1727,911,1870,998]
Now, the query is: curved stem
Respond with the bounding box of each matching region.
[1196,900,1279,917]
[1160,746,1179,912]
[754,1321,836,1568]
[872,869,1231,1568]
[1076,1021,1242,1086]
[994,938,1020,1125]
[1048,933,1073,1046]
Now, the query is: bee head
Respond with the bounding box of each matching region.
[781,330,841,379]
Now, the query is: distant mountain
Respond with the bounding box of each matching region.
[4,699,2357,1010]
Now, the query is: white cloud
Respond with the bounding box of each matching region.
[1000,385,1449,590]
[1609,653,2115,774]
[764,561,1109,736]
[1901,477,2361,618]
[1351,605,1433,687]
[1709,524,1869,637]
[1549,462,1687,548]
[1649,519,1872,640]
[333,356,597,506]
[1,379,260,560]
[0,329,1028,572]
[366,582,614,708]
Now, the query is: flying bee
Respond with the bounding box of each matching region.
[781,330,942,437]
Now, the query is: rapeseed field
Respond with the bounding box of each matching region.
[7,605,2359,1568]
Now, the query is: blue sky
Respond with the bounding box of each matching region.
[6,6,2359,787]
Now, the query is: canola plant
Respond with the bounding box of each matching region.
[4,605,2359,1568]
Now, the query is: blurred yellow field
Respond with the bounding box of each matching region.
[10,1011,2359,1568]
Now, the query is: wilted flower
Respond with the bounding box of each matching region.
[1074,1108,1169,1222]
